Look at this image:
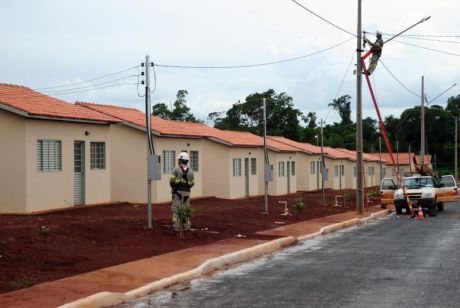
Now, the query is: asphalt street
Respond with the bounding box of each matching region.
[124,202,460,308]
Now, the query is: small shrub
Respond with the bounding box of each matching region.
[292,198,305,217]
[174,202,195,238]
[40,226,50,237]
[10,276,36,289]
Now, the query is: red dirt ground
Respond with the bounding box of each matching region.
[0,188,379,294]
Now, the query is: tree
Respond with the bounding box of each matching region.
[152,90,201,122]
[328,95,352,125]
[446,94,460,117]
[303,112,317,129]
[211,89,303,140]
[152,103,172,119]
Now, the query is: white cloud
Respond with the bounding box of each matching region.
[0,0,459,124]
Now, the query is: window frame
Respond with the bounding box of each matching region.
[37,139,62,172]
[233,158,242,177]
[90,142,106,170]
[163,150,176,174]
[250,157,257,175]
[279,161,285,177]
[310,161,315,175]
[190,150,199,172]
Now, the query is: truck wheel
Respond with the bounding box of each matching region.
[429,200,438,217]
[437,203,444,212]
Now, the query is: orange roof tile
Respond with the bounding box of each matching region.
[323,147,356,161]
[78,102,298,151]
[379,153,431,166]
[0,84,118,123]
[77,102,218,138]
[267,136,322,154]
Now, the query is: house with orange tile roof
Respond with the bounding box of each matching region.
[379,152,432,183]
[0,84,119,213]
[335,149,387,188]
[78,102,299,200]
[267,136,337,191]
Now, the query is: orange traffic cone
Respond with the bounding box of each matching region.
[417,206,424,220]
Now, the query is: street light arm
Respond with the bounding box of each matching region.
[427,83,457,105]
[384,16,431,44]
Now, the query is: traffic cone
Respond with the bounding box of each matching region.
[417,206,424,220]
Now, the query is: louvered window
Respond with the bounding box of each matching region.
[233,158,241,177]
[37,140,62,172]
[250,158,257,175]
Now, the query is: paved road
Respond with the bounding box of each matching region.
[125,202,460,308]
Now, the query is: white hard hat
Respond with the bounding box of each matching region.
[177,152,189,161]
[376,30,382,36]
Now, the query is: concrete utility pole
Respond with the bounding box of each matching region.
[396,140,399,177]
[320,118,325,205]
[420,76,425,171]
[356,0,364,215]
[408,144,412,173]
[379,137,382,181]
[263,98,269,213]
[145,55,153,229]
[455,116,458,180]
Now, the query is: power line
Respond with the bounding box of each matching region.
[0,74,138,98]
[324,51,356,122]
[45,75,138,94]
[33,65,140,91]
[0,82,137,100]
[290,0,356,37]
[51,82,138,96]
[154,38,354,69]
[384,34,460,44]
[388,33,460,38]
[394,39,460,57]
[378,59,420,98]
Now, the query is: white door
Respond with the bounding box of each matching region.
[74,141,85,205]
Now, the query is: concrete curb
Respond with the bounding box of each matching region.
[197,236,296,275]
[125,236,296,300]
[60,209,391,307]
[58,292,128,308]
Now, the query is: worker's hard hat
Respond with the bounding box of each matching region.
[376,31,383,37]
[177,152,189,161]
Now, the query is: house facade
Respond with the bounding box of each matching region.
[0,84,117,213]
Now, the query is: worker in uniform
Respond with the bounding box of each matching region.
[364,31,384,76]
[170,152,194,232]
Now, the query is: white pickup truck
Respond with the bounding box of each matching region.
[380,175,458,216]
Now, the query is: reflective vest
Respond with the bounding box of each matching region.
[371,37,384,56]
[170,165,195,192]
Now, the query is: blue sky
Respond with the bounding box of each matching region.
[1,0,459,125]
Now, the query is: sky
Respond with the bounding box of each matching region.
[1,0,460,125]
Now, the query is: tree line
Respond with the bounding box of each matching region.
[153,89,460,175]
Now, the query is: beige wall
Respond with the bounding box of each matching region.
[202,140,263,200]
[24,119,112,212]
[0,110,27,213]
[201,140,229,199]
[268,152,297,196]
[110,124,204,204]
[228,148,262,199]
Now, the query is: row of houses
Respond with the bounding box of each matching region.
[0,83,430,214]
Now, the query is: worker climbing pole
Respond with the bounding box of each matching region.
[359,16,431,217]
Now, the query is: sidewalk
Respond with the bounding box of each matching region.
[0,205,390,308]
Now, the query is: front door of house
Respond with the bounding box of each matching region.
[244,158,249,197]
[316,161,321,190]
[74,141,85,205]
[287,161,291,193]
